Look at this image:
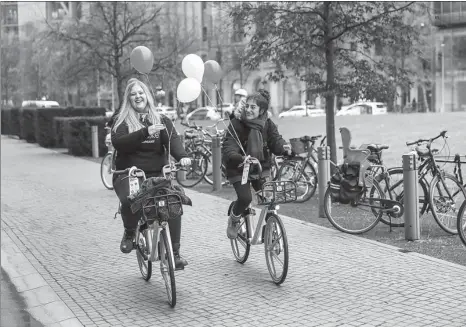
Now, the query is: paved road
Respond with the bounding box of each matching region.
[1,268,44,327]
[1,136,466,327]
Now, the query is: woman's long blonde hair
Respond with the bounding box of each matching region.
[113,78,162,133]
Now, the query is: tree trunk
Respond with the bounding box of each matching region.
[324,2,337,168]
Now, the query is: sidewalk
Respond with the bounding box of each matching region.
[1,136,466,327]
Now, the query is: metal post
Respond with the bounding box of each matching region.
[91,125,99,158]
[212,136,222,191]
[403,153,420,241]
[318,146,331,218]
[178,135,186,181]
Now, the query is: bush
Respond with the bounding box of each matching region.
[35,107,106,148]
[63,116,109,156]
[19,108,38,143]
[1,108,11,135]
[9,108,21,138]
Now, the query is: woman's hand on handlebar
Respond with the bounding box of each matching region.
[179,158,191,167]
[282,144,293,157]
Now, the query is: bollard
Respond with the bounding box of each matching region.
[91,125,99,158]
[403,153,420,241]
[318,146,331,218]
[212,136,222,191]
[178,135,186,181]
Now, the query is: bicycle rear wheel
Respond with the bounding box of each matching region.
[264,214,289,285]
[324,181,384,234]
[136,227,152,281]
[457,200,466,246]
[429,173,466,235]
[228,202,250,263]
[100,152,114,190]
[159,229,176,307]
[277,159,317,203]
[176,151,208,188]
[203,155,228,186]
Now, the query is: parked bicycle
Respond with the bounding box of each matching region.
[101,127,117,190]
[457,199,466,246]
[113,162,186,307]
[227,156,297,285]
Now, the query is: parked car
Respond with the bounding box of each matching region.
[278,105,325,118]
[155,106,178,121]
[186,106,221,121]
[337,102,387,116]
[21,100,60,108]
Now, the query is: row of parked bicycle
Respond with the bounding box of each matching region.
[100,120,466,248]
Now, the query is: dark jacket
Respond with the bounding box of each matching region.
[111,115,187,174]
[222,117,287,181]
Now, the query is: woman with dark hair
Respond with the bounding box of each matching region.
[221,89,292,239]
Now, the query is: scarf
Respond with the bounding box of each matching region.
[240,112,267,161]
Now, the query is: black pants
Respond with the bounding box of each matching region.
[232,179,264,216]
[113,172,182,247]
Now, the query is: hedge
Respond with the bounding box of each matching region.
[1,108,11,135]
[53,117,70,148]
[35,107,106,148]
[19,108,39,143]
[63,116,109,157]
[8,108,21,137]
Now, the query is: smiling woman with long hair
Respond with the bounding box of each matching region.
[111,78,191,269]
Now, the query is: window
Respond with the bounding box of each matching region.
[202,26,208,42]
[452,2,462,13]
[443,2,452,14]
[2,5,18,25]
[232,19,244,43]
[202,2,207,10]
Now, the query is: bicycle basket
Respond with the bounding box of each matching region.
[289,138,308,155]
[257,180,297,205]
[142,193,183,222]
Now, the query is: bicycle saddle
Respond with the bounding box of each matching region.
[366,144,389,152]
[300,135,320,143]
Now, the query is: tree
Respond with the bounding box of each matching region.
[230,1,419,165]
[43,2,195,105]
[1,31,21,106]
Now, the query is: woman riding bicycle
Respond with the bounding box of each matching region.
[222,89,292,239]
[111,78,191,269]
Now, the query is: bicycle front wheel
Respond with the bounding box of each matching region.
[429,173,466,235]
[100,152,114,190]
[136,227,152,281]
[264,214,289,285]
[159,229,176,307]
[457,200,466,246]
[277,159,317,203]
[176,151,208,188]
[324,181,385,234]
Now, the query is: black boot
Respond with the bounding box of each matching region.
[120,229,135,253]
[172,243,188,270]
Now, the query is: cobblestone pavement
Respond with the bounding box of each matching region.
[1,137,466,327]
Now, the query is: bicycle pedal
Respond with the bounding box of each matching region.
[175,266,185,271]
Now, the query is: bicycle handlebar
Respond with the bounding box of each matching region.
[113,163,184,177]
[406,130,447,146]
[239,155,263,178]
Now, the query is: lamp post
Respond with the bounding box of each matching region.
[441,42,445,113]
[154,85,165,107]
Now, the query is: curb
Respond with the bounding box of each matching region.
[1,226,84,327]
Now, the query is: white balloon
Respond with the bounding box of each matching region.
[177,77,202,103]
[181,54,205,83]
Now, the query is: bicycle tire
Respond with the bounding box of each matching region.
[160,229,176,307]
[277,159,317,203]
[377,167,429,227]
[429,173,466,235]
[100,152,114,190]
[136,228,152,281]
[457,199,466,246]
[323,181,384,234]
[203,154,228,186]
[175,151,208,188]
[228,202,250,264]
[264,214,289,285]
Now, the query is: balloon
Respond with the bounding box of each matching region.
[203,60,223,84]
[130,46,154,74]
[181,54,204,83]
[177,77,202,103]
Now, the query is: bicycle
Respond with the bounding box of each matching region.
[227,156,297,285]
[178,120,229,187]
[100,127,117,190]
[457,199,466,246]
[275,135,326,203]
[382,131,466,235]
[113,162,185,307]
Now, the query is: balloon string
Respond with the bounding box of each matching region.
[142,73,157,102]
[214,84,224,106]
[201,84,215,107]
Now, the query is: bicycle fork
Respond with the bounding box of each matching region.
[138,221,176,271]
